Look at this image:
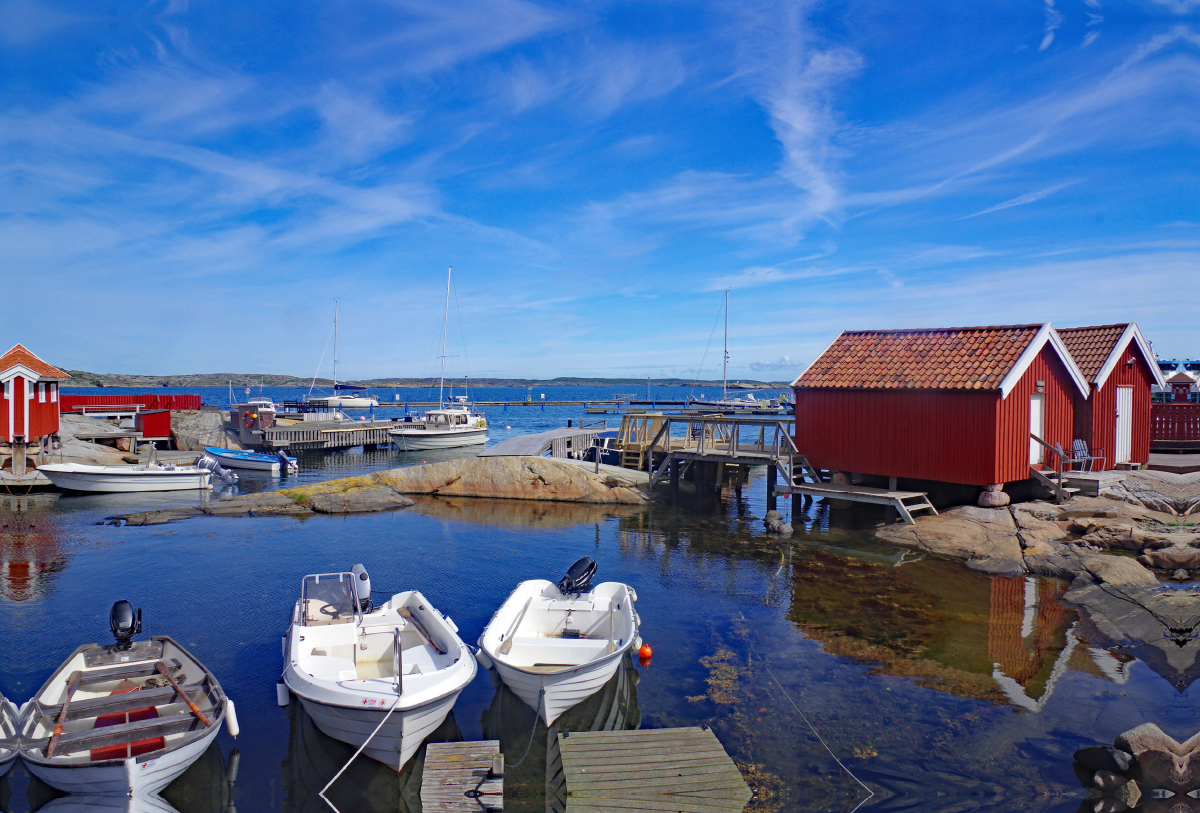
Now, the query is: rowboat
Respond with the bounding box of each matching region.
[38,463,212,493]
[203,447,298,474]
[281,566,476,772]
[0,692,17,777]
[17,601,235,798]
[477,557,640,725]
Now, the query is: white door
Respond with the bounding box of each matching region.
[1115,386,1133,465]
[1029,394,1045,465]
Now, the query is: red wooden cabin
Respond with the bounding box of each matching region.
[0,344,70,474]
[1057,324,1163,469]
[791,324,1089,487]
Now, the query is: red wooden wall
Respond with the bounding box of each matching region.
[1152,404,1200,440]
[793,344,1077,487]
[994,348,1076,482]
[28,382,60,439]
[1074,340,1153,467]
[59,393,202,411]
[2,378,61,441]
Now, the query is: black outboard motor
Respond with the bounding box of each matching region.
[351,564,372,613]
[110,600,142,651]
[556,556,597,597]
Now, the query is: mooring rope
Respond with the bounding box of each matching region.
[506,687,545,769]
[319,696,401,812]
[744,638,875,812]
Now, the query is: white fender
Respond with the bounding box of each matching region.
[225,698,240,738]
[276,681,290,707]
[474,648,494,671]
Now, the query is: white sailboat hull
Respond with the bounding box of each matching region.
[492,650,628,725]
[388,427,488,450]
[38,465,212,493]
[23,721,220,798]
[305,396,378,409]
[296,689,461,771]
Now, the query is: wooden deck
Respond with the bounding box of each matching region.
[478,428,606,457]
[779,482,938,525]
[257,420,395,451]
[558,727,751,813]
[421,740,503,812]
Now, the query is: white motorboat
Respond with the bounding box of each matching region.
[17,602,234,798]
[388,397,488,451]
[0,692,17,777]
[281,566,477,772]
[38,463,212,493]
[477,557,640,726]
[203,446,298,474]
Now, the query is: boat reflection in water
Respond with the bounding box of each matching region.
[28,742,239,813]
[0,495,69,603]
[481,657,641,813]
[280,700,462,813]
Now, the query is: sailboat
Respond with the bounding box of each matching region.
[304,302,379,409]
[388,268,487,450]
[688,290,781,413]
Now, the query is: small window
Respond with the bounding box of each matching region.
[38,382,46,403]
[2,380,8,399]
[50,383,57,403]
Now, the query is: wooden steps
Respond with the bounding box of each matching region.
[783,482,938,525]
[559,726,751,813]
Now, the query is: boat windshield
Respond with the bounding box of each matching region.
[300,573,361,626]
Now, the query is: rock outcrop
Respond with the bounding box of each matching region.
[1075,723,1200,810]
[171,410,244,452]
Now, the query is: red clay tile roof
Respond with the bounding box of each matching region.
[0,344,69,380]
[1056,324,1128,383]
[1167,372,1195,384]
[796,325,1042,390]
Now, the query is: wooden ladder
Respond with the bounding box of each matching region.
[894,494,938,525]
[1030,466,1080,503]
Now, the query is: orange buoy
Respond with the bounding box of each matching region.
[638,644,652,659]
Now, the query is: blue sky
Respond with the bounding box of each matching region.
[3,0,1197,380]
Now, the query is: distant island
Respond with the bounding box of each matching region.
[62,370,790,389]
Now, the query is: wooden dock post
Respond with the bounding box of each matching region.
[558,726,751,812]
[421,740,503,812]
[766,465,777,512]
[669,457,680,507]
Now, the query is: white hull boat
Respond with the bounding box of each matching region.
[281,567,476,772]
[304,395,379,409]
[389,397,487,451]
[478,558,640,725]
[17,603,233,798]
[202,447,297,473]
[38,464,212,493]
[0,693,17,777]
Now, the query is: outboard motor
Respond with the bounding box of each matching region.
[278,451,298,474]
[198,455,238,485]
[110,600,142,651]
[556,556,597,597]
[351,564,372,613]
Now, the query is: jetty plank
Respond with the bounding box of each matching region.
[421,740,503,811]
[559,727,751,813]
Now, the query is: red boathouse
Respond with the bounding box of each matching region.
[0,344,70,474]
[792,324,1090,488]
[1057,324,1163,469]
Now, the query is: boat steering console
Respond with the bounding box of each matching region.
[557,556,597,597]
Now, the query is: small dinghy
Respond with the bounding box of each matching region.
[0,692,18,777]
[477,557,640,725]
[203,447,298,474]
[281,565,476,772]
[38,463,212,493]
[18,601,235,798]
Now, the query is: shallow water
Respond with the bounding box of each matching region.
[2,438,1197,812]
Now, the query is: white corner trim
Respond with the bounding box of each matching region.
[1093,323,1166,390]
[998,324,1090,400]
[792,331,845,388]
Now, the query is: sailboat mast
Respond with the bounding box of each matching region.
[439,267,451,406]
[722,290,728,400]
[333,300,339,390]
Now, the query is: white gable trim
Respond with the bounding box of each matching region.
[791,331,846,388]
[998,324,1090,399]
[1093,323,1166,390]
[0,363,65,383]
[4,380,11,443]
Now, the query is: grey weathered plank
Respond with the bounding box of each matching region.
[560,727,750,813]
[421,740,502,811]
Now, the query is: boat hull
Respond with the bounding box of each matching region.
[38,466,212,493]
[388,428,487,450]
[202,448,285,472]
[295,689,462,772]
[305,397,378,409]
[22,714,222,798]
[493,649,629,725]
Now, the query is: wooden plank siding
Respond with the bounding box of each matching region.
[1151,403,1200,441]
[28,383,60,439]
[1075,338,1156,465]
[794,345,1077,487]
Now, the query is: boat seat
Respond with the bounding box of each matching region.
[300,654,358,682]
[355,658,422,680]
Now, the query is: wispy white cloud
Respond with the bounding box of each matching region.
[0,0,81,46]
[1040,0,1064,51]
[961,180,1079,219]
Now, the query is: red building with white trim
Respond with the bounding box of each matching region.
[0,344,70,473]
[1057,324,1164,469]
[792,324,1090,488]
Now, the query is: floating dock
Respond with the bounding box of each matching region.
[558,726,751,813]
[421,740,503,812]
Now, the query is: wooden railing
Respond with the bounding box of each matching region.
[1151,403,1200,441]
[1030,434,1066,504]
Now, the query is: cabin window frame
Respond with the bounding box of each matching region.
[38,382,46,403]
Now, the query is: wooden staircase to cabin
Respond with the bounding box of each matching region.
[1030,466,1080,503]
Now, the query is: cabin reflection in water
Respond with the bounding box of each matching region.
[788,549,1131,708]
[0,495,67,602]
[481,658,641,813]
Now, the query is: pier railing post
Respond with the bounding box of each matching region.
[767,465,777,512]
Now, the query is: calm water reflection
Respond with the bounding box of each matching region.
[0,457,1197,812]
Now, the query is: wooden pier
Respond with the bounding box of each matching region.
[421,740,503,812]
[558,726,751,813]
[254,420,396,452]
